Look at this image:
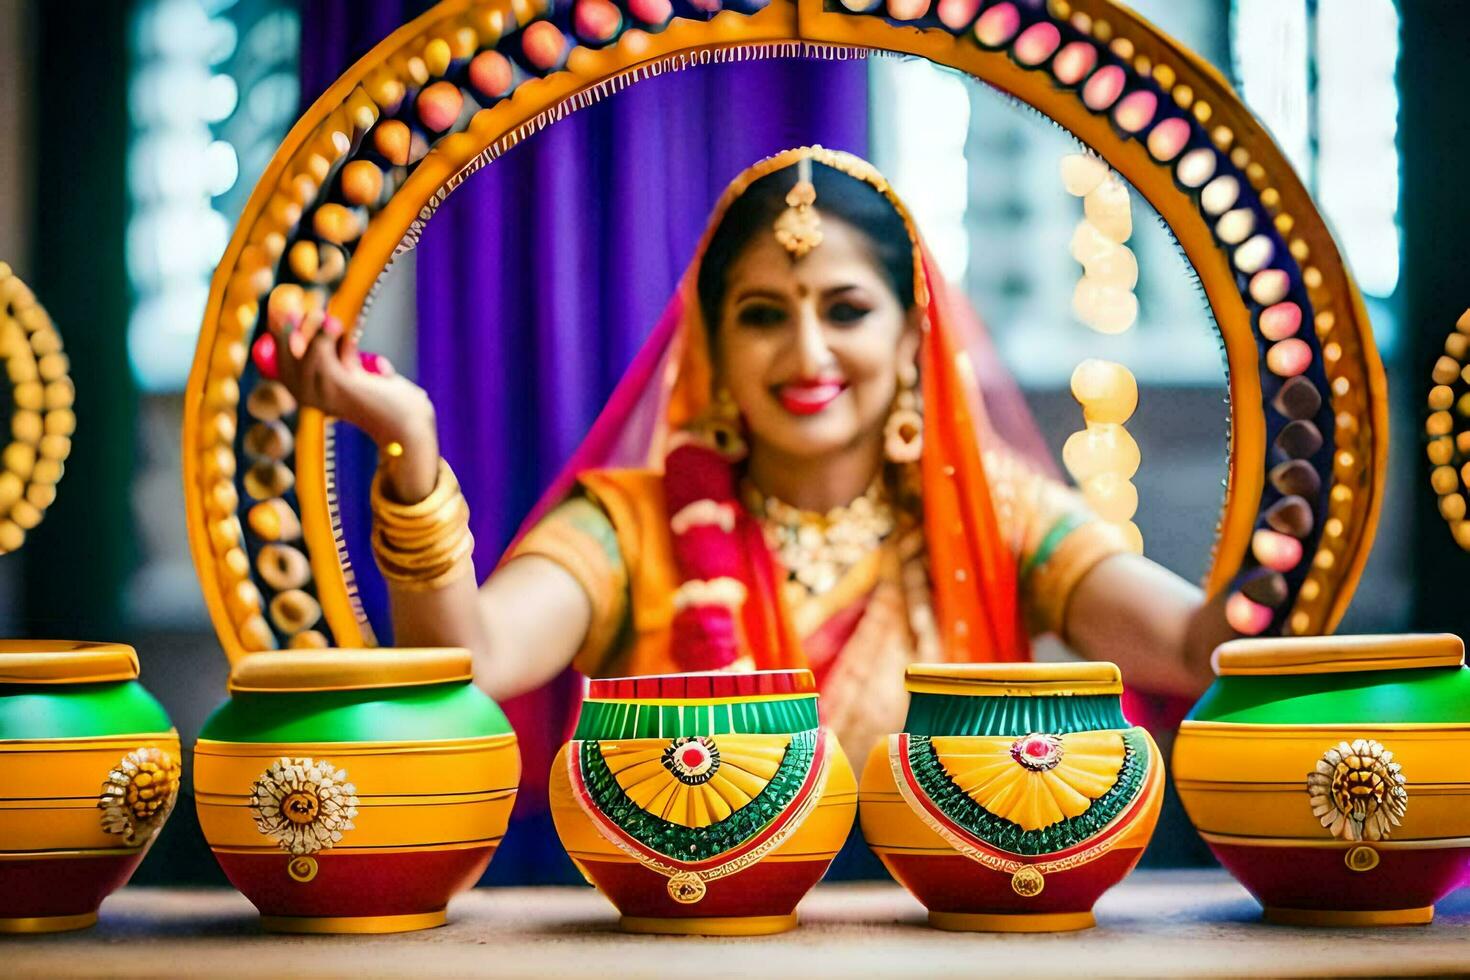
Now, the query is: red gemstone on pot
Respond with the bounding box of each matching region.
[887,0,931,20]
[681,745,706,768]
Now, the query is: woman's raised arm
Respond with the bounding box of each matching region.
[268,311,590,699]
[1062,551,1232,697]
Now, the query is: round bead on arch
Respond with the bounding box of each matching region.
[183,0,1387,662]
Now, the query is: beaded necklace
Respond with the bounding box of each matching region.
[742,477,896,598]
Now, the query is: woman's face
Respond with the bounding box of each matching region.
[713,215,919,463]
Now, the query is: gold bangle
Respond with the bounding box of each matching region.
[375,498,471,549]
[374,529,475,589]
[370,456,476,590]
[372,523,473,571]
[370,458,460,524]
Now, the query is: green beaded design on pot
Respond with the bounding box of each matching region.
[906,729,1150,855]
[578,729,818,861]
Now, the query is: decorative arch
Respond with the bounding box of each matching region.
[184,0,1387,662]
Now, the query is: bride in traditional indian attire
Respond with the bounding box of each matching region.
[272,146,1227,763]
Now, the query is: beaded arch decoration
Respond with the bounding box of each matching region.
[183,0,1387,661]
[1425,309,1470,551]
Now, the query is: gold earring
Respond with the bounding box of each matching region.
[884,364,923,464]
[702,387,748,461]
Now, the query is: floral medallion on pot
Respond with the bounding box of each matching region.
[1307,739,1407,843]
[98,746,181,847]
[249,756,360,856]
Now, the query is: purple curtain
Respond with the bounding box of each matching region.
[301,1,868,883]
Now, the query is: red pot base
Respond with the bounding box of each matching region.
[578,857,833,921]
[877,845,1147,920]
[211,846,495,923]
[0,851,148,926]
[1207,840,1470,920]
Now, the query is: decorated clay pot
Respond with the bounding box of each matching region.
[0,642,182,933]
[194,649,519,934]
[1173,634,1470,926]
[860,662,1164,932]
[549,669,856,936]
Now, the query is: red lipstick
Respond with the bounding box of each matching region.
[777,377,846,416]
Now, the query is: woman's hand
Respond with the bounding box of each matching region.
[268,309,440,503]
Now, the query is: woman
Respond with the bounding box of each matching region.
[273,147,1228,764]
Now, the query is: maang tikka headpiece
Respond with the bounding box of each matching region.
[773,155,823,258]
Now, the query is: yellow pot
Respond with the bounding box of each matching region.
[1174,633,1470,926]
[194,649,519,933]
[0,642,181,933]
[860,662,1164,932]
[549,670,856,935]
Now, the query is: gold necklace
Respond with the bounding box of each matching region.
[742,478,895,597]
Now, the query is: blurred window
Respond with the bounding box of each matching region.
[125,0,298,625]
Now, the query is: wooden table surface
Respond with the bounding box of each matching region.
[9,870,1470,978]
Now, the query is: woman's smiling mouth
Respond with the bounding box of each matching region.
[776,378,848,415]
